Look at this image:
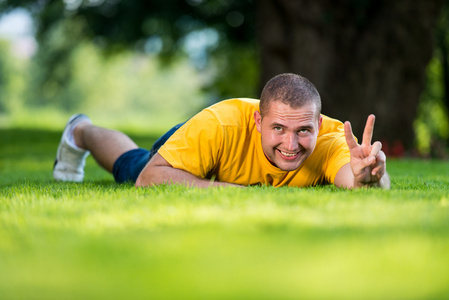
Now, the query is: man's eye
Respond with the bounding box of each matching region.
[299,129,309,133]
[274,127,282,131]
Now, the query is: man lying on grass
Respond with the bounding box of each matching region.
[53,73,390,189]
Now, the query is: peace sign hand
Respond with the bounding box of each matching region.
[344,115,389,188]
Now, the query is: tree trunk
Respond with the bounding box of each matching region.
[256,0,444,149]
[437,9,449,124]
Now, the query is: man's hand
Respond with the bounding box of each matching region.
[343,115,390,189]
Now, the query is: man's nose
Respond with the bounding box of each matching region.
[283,132,298,151]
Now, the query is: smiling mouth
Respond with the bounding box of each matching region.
[278,150,300,158]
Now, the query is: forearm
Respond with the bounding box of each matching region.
[136,166,241,188]
[135,154,243,188]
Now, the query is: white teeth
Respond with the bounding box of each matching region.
[280,151,297,157]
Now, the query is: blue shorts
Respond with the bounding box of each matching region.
[112,122,185,183]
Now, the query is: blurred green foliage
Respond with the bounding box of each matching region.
[0,20,208,132]
[414,57,449,157]
[413,1,449,157]
[0,8,259,132]
[0,40,27,116]
[1,0,260,102]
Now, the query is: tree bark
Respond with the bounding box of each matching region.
[256,0,444,148]
[437,9,449,121]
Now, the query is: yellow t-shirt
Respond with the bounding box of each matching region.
[158,98,350,187]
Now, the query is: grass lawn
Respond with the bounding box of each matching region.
[1,127,449,300]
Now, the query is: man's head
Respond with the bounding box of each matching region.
[259,73,322,119]
[254,73,323,171]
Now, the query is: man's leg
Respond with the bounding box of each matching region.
[54,115,185,183]
[74,122,138,173]
[53,114,139,182]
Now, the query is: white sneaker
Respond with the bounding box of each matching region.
[53,114,91,182]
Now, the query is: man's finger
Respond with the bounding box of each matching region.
[362,114,376,146]
[370,150,386,175]
[344,121,358,149]
[371,164,384,176]
[370,141,382,157]
[372,150,386,174]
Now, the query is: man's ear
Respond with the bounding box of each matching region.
[254,111,262,133]
[318,115,323,130]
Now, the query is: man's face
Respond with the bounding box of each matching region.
[254,101,322,171]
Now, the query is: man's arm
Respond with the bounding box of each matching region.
[135,153,243,188]
[334,115,390,189]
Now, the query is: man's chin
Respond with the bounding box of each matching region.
[275,154,310,171]
[276,160,302,171]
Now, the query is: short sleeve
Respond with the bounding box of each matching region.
[325,135,351,183]
[157,110,223,178]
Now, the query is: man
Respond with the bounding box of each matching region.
[53,73,390,189]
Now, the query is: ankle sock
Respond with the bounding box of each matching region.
[64,118,91,152]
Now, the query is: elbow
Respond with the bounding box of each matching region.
[135,168,162,188]
[135,173,149,188]
[135,176,143,188]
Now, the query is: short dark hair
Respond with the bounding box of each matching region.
[259,73,321,118]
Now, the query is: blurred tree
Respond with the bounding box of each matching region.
[0,40,26,116]
[436,0,449,138]
[28,16,88,111]
[414,57,449,157]
[1,0,445,148]
[258,0,444,149]
[0,41,11,113]
[412,0,449,157]
[437,0,449,115]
